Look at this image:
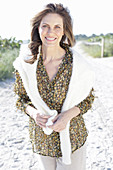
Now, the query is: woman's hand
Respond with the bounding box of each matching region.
[48,111,69,132]
[26,105,50,128]
[35,114,51,128]
[48,106,80,132]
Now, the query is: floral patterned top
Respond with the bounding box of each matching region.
[14,43,95,157]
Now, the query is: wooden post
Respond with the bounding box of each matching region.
[101,37,104,58]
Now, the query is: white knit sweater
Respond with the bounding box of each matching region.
[13,45,95,164]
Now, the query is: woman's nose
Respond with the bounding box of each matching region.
[48,28,54,34]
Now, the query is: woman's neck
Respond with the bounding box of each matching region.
[42,45,65,63]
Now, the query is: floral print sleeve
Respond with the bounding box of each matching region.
[77,88,95,115]
[13,70,33,114]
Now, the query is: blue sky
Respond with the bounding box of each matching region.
[0,0,113,40]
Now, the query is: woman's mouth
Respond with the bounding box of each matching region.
[45,37,57,41]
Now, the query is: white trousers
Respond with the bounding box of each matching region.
[37,142,87,170]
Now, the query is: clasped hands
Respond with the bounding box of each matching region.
[26,105,80,132]
[35,111,69,132]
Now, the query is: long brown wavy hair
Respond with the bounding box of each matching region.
[26,3,75,64]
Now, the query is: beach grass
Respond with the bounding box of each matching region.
[80,43,101,58]
[80,36,113,58]
[0,48,19,80]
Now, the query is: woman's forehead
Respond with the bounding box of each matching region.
[41,13,63,25]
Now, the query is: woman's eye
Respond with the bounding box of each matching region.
[55,26,60,29]
[42,25,47,28]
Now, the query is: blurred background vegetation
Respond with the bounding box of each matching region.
[75,33,113,58]
[0,36,23,80]
[0,33,113,80]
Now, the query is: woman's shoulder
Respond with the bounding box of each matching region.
[71,47,87,62]
[13,44,31,71]
[71,48,90,67]
[70,47,95,80]
[18,44,32,60]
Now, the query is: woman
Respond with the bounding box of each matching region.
[13,3,95,170]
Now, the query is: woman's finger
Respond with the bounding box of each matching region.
[39,117,48,123]
[36,118,47,125]
[53,127,65,132]
[48,120,60,130]
[39,122,47,128]
[38,123,46,128]
[36,121,47,128]
[48,119,66,132]
[52,116,59,123]
[36,115,49,123]
[41,115,51,119]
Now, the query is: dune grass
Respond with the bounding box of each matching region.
[0,48,19,80]
[80,37,113,58]
[80,43,101,58]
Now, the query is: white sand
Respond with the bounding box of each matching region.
[0,43,113,170]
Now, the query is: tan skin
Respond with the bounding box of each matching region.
[26,13,80,132]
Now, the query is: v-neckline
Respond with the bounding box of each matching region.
[41,54,66,84]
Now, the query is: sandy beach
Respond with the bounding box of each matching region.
[0,43,113,170]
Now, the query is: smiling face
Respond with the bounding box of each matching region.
[38,13,64,47]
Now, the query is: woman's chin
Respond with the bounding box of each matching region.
[43,41,59,47]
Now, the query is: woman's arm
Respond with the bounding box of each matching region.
[48,106,80,132]
[25,105,50,128]
[77,88,95,115]
[14,70,33,115]
[14,70,50,127]
[48,88,95,132]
